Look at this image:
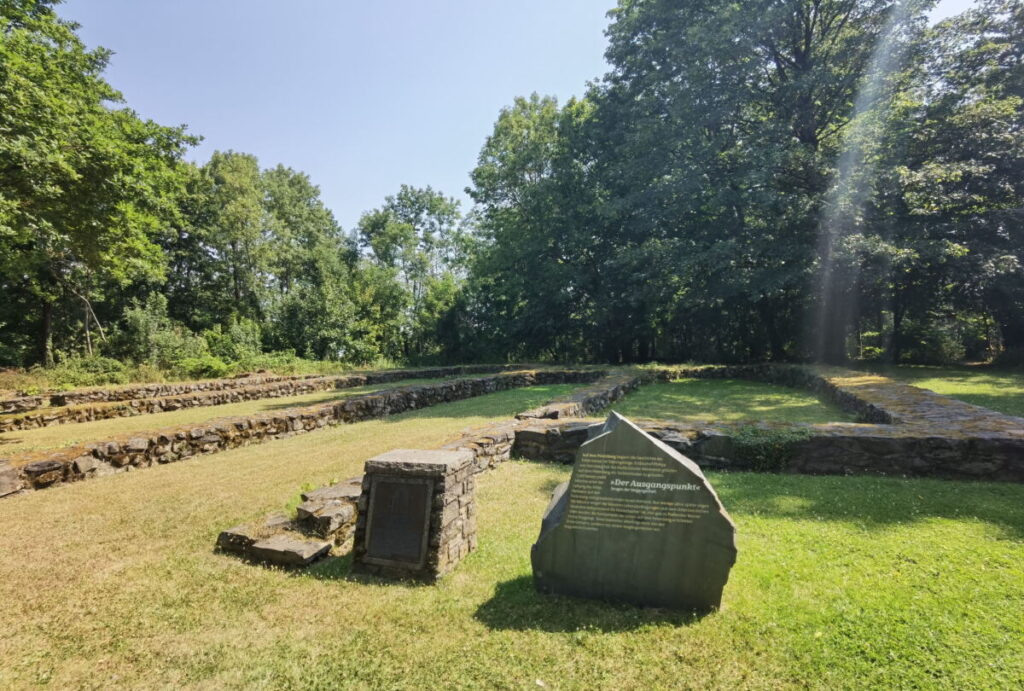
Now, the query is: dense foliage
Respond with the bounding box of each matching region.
[463,0,1024,364]
[1,0,1021,372]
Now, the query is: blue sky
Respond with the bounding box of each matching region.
[62,0,976,232]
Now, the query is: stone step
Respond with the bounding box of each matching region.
[248,534,331,567]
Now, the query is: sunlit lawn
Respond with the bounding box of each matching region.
[609,378,853,424]
[0,382,1020,688]
[0,377,448,457]
[869,365,1024,418]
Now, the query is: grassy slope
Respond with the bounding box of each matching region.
[0,377,448,457]
[609,378,853,424]
[874,365,1024,418]
[0,382,1021,688]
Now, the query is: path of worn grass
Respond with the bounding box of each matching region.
[872,365,1024,418]
[609,378,853,424]
[1,380,1021,688]
[0,377,447,456]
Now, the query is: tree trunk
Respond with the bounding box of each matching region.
[84,302,93,356]
[39,300,54,367]
[758,299,786,361]
[888,302,906,363]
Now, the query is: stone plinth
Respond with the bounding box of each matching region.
[352,449,477,581]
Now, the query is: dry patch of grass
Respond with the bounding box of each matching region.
[0,377,448,457]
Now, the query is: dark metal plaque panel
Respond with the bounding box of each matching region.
[364,476,434,568]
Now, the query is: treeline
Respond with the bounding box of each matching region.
[0,1,467,376]
[2,0,1023,373]
[457,0,1024,365]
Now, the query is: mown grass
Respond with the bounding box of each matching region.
[0,378,454,457]
[871,365,1024,418]
[609,378,853,424]
[0,381,1020,688]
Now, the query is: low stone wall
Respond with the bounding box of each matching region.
[47,373,324,407]
[0,368,602,498]
[0,396,45,415]
[516,372,642,420]
[513,366,1024,483]
[441,370,644,469]
[3,363,518,410]
[0,364,522,433]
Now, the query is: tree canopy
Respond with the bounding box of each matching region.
[1,0,1021,371]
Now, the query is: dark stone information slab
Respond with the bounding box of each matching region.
[531,412,737,611]
[365,477,433,567]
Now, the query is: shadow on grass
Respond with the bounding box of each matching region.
[473,575,708,632]
[302,553,436,589]
[856,364,1024,418]
[712,471,1024,539]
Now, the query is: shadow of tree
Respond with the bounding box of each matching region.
[856,364,1024,417]
[710,471,1024,539]
[301,553,438,589]
[473,575,709,632]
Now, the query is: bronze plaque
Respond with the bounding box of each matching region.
[364,476,433,568]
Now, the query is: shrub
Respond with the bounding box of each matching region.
[203,319,263,362]
[37,355,131,389]
[899,317,967,365]
[173,355,230,380]
[731,425,812,472]
[110,294,212,370]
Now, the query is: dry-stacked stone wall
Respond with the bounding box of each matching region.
[0,396,45,415]
[516,371,642,420]
[0,368,602,498]
[48,373,324,407]
[0,364,522,433]
[514,365,1024,482]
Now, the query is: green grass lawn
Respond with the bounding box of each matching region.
[608,378,853,424]
[0,377,448,457]
[869,365,1024,418]
[0,381,1020,688]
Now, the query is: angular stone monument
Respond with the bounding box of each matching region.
[351,449,477,581]
[531,412,737,611]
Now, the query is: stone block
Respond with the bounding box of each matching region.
[300,477,362,503]
[23,460,65,488]
[296,499,357,538]
[249,534,331,567]
[0,462,21,497]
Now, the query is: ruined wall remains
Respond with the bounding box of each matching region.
[512,365,1024,483]
[0,368,601,498]
[0,364,522,433]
